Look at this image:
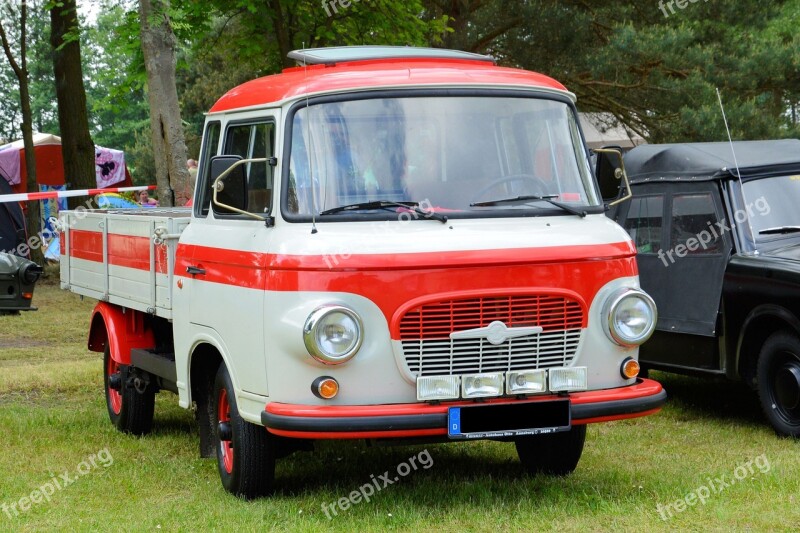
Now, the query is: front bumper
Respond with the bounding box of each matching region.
[262,378,666,439]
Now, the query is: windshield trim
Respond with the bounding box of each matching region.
[279,88,597,224]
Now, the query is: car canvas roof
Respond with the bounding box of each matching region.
[624,139,800,183]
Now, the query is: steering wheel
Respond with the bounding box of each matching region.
[471,174,550,204]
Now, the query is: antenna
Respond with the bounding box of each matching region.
[716,88,756,253]
[303,44,318,234]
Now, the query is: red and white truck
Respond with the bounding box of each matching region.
[60,46,666,498]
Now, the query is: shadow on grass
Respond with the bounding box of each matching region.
[652,370,766,428]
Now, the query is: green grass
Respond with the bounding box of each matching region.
[1,280,799,531]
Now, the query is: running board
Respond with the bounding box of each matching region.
[130,349,178,393]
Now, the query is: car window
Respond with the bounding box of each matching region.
[624,195,663,254]
[197,121,221,216]
[223,122,276,215]
[670,193,722,254]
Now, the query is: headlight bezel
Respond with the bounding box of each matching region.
[303,304,364,365]
[603,288,657,347]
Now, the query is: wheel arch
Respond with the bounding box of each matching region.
[88,302,156,365]
[736,304,800,388]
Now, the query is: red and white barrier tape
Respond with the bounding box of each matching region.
[0,185,156,204]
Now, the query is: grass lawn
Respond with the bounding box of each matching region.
[1,278,799,531]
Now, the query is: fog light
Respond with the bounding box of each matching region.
[311,376,339,399]
[549,367,588,392]
[417,375,460,401]
[621,357,640,379]
[462,373,504,399]
[506,369,547,395]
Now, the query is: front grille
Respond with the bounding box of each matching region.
[399,295,584,377]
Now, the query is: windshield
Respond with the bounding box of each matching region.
[284,95,599,219]
[742,176,800,240]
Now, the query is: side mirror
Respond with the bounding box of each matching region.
[210,155,248,215]
[593,148,632,207]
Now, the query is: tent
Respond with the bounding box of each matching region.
[0,133,133,194]
[0,177,26,254]
[579,112,646,150]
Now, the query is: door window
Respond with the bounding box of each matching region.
[623,195,664,254]
[222,122,276,215]
[670,193,722,254]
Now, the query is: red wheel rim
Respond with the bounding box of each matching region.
[107,357,122,415]
[218,388,233,474]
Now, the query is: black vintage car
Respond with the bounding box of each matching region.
[606,139,800,437]
[1,176,42,313]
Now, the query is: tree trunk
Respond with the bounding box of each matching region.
[0,2,43,264]
[139,0,191,207]
[50,0,96,212]
[18,76,43,264]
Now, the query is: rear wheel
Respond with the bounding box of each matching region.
[757,332,800,437]
[515,425,587,476]
[213,364,276,499]
[103,346,155,435]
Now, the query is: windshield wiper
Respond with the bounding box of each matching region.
[319,201,448,223]
[759,226,800,235]
[470,195,587,218]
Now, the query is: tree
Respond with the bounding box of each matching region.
[139,0,192,206]
[0,0,43,264]
[50,0,96,211]
[423,0,800,143]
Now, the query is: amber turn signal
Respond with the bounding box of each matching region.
[621,357,640,379]
[311,376,339,399]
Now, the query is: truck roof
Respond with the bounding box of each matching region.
[209,46,571,114]
[624,139,800,183]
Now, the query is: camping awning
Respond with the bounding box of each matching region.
[0,133,131,192]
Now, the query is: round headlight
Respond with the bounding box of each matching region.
[604,289,657,347]
[303,305,363,364]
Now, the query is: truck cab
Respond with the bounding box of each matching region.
[61,46,666,498]
[609,139,800,437]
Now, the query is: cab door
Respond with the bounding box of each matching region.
[181,114,279,397]
[616,182,732,369]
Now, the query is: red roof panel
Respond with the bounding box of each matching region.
[209,58,569,113]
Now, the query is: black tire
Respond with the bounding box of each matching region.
[213,364,276,499]
[103,346,155,435]
[515,425,587,476]
[757,332,800,437]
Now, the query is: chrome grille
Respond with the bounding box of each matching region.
[399,294,585,377]
[403,329,582,376]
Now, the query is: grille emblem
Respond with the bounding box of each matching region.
[449,321,544,346]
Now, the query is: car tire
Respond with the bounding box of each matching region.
[213,363,276,499]
[103,346,155,435]
[515,425,587,476]
[757,332,800,438]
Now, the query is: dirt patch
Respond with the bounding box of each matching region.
[0,338,51,349]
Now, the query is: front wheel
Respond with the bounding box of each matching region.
[757,332,800,437]
[515,425,587,476]
[213,364,276,499]
[103,346,155,435]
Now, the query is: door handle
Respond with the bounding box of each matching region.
[186,266,206,276]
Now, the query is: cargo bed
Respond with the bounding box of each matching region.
[59,208,191,319]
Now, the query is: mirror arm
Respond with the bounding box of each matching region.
[212,157,269,221]
[594,148,632,207]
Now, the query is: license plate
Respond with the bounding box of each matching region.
[447,399,571,439]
